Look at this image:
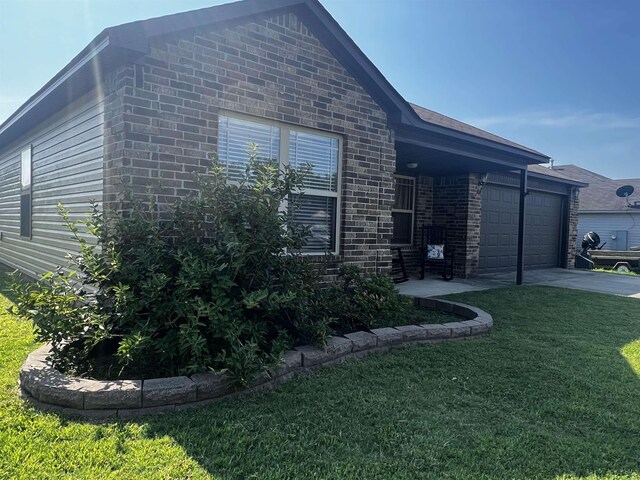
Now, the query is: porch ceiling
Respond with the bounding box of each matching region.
[394,123,548,177]
[395,140,525,176]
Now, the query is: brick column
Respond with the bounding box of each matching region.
[566,187,580,268]
[432,173,482,278]
[413,175,434,246]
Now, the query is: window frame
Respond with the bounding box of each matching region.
[218,112,342,256]
[391,174,416,247]
[20,145,32,239]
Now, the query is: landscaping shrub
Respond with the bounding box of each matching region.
[10,148,331,383]
[321,265,413,333]
[10,146,419,384]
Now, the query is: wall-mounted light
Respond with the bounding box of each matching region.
[406,162,418,169]
[478,172,489,193]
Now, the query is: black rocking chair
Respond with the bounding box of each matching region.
[391,247,409,283]
[420,225,454,281]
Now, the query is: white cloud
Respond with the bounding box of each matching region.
[466,111,640,131]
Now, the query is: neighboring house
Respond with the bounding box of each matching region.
[552,164,640,250]
[0,0,581,281]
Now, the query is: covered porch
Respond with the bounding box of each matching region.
[389,104,550,284]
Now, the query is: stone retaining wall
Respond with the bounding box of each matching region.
[19,298,492,419]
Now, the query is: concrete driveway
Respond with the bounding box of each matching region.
[397,268,640,298]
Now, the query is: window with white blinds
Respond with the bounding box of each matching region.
[217,114,341,254]
[290,195,336,253]
[218,116,280,182]
[289,131,339,192]
[391,175,415,245]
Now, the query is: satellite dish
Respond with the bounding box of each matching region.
[616,185,640,209]
[616,185,635,198]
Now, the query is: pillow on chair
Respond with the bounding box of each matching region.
[427,244,445,260]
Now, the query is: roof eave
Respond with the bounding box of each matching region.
[299,0,421,125]
[396,122,550,167]
[0,0,421,148]
[527,171,587,187]
[0,0,548,166]
[0,32,149,149]
[0,35,112,143]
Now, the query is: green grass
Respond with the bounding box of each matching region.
[593,267,639,276]
[2,267,640,479]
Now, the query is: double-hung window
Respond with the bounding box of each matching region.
[218,116,280,182]
[391,175,415,245]
[218,115,340,254]
[20,146,32,238]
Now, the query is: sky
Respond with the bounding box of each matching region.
[0,0,638,179]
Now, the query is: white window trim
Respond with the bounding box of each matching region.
[391,174,416,247]
[218,111,342,256]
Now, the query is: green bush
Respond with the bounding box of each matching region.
[10,147,416,384]
[10,148,331,383]
[321,265,413,333]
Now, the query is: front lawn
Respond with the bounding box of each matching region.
[2,267,640,479]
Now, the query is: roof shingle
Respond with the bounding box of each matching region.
[410,103,547,157]
[552,164,640,211]
[528,164,585,184]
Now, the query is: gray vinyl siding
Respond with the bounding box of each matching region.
[577,212,640,251]
[0,90,104,278]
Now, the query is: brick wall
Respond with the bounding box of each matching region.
[102,12,396,274]
[413,175,434,248]
[566,187,580,268]
[466,174,482,277]
[432,173,481,278]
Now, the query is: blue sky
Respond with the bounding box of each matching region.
[1,0,638,178]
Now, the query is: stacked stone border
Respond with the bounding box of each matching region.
[19,298,492,419]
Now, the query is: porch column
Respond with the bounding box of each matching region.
[516,167,528,285]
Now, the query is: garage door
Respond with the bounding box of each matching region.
[479,184,564,273]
